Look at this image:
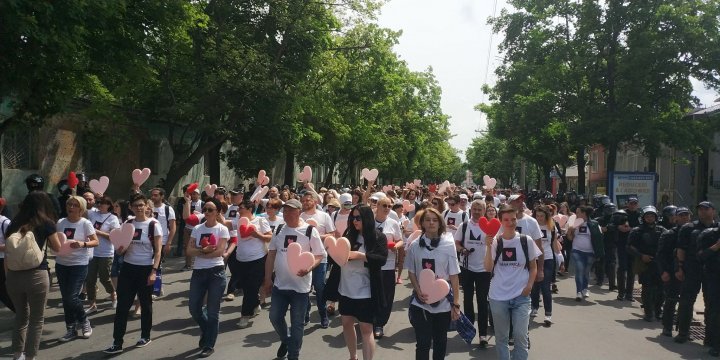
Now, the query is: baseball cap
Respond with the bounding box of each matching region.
[459,194,468,200]
[697,201,715,209]
[193,188,201,194]
[339,193,352,205]
[370,192,386,201]
[509,194,525,202]
[498,194,507,201]
[675,207,691,215]
[472,192,483,200]
[628,197,639,203]
[283,199,302,209]
[327,199,340,208]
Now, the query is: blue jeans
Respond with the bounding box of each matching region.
[189,266,226,349]
[572,250,594,293]
[269,286,309,359]
[531,259,555,315]
[306,263,327,321]
[490,295,531,360]
[55,264,88,328]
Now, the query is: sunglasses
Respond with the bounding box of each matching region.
[350,215,362,221]
[202,208,216,213]
[131,203,146,208]
[380,204,392,209]
[447,202,457,206]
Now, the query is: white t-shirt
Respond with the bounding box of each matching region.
[443,210,467,235]
[235,216,272,262]
[376,217,402,271]
[88,211,120,258]
[539,225,554,258]
[388,210,400,222]
[333,210,350,237]
[339,235,371,299]
[300,211,335,263]
[453,220,489,272]
[191,223,229,269]
[56,218,96,266]
[124,219,163,266]
[489,233,542,301]
[404,232,460,313]
[572,223,594,253]
[186,200,204,230]
[512,214,543,241]
[0,216,11,259]
[152,203,176,245]
[225,204,240,237]
[268,223,326,293]
[267,216,285,234]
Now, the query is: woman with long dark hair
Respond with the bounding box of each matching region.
[5,192,61,360]
[338,204,387,360]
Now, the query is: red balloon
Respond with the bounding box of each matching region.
[186,183,199,194]
[479,217,502,237]
[67,171,79,189]
[387,241,397,249]
[185,214,200,226]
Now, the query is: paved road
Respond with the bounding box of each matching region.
[0,256,714,359]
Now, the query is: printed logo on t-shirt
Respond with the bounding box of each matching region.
[541,229,548,239]
[94,221,103,230]
[502,247,517,262]
[153,212,159,219]
[133,229,143,240]
[469,230,479,240]
[270,225,276,232]
[579,226,588,234]
[63,228,76,239]
[284,235,298,248]
[228,210,238,218]
[421,258,436,272]
[199,233,212,245]
[448,218,456,226]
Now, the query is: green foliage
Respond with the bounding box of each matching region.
[465,133,521,188]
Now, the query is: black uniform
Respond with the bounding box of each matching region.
[697,227,720,353]
[656,225,682,333]
[628,223,666,320]
[596,215,617,289]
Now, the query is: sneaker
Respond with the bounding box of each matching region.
[237,317,251,329]
[81,319,93,338]
[582,289,590,298]
[617,294,625,301]
[112,299,118,309]
[530,309,538,318]
[181,265,192,271]
[14,353,25,360]
[84,305,98,315]
[575,292,582,302]
[79,293,87,301]
[551,284,558,294]
[261,302,271,309]
[223,293,235,301]
[661,328,672,337]
[544,316,552,327]
[277,342,288,358]
[103,344,123,354]
[151,294,158,300]
[199,347,215,358]
[373,326,384,339]
[479,336,488,349]
[58,328,77,342]
[253,305,261,317]
[320,317,329,329]
[135,338,152,347]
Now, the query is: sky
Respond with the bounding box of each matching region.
[377,0,719,161]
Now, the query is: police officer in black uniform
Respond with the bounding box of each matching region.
[674,201,718,343]
[628,206,667,321]
[596,202,617,289]
[25,173,61,218]
[697,218,720,357]
[656,206,691,336]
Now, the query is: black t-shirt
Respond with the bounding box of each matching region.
[27,221,55,270]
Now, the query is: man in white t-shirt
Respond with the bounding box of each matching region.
[150,188,176,297]
[300,190,334,328]
[484,187,501,208]
[509,194,545,283]
[443,195,467,236]
[263,199,325,360]
[333,193,353,237]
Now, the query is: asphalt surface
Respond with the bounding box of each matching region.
[0,256,715,359]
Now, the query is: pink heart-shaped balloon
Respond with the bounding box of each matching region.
[204,184,218,197]
[366,169,379,181]
[438,180,450,195]
[567,214,577,228]
[402,200,415,213]
[419,268,450,304]
[131,168,152,186]
[55,232,76,257]
[286,242,315,275]
[382,185,393,193]
[298,166,313,182]
[250,186,269,202]
[405,182,415,190]
[573,218,585,227]
[256,170,270,186]
[324,236,350,266]
[414,179,422,187]
[553,214,568,228]
[306,218,318,227]
[89,176,110,195]
[110,222,135,250]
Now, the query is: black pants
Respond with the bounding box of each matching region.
[409,305,450,360]
[706,278,720,351]
[235,256,266,317]
[596,246,617,288]
[677,264,704,337]
[639,265,663,317]
[616,246,634,299]
[460,268,491,336]
[225,249,240,295]
[0,259,16,312]
[113,263,153,345]
[662,276,682,331]
[561,236,572,272]
[375,270,396,328]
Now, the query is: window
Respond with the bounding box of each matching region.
[2,128,38,169]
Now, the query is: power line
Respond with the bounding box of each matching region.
[478,0,499,132]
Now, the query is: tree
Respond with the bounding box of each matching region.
[465,133,520,188]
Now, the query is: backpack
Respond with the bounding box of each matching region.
[493,234,530,272]
[274,223,314,239]
[5,230,46,271]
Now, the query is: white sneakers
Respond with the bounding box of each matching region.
[530,309,538,318]
[582,289,590,298]
[237,317,251,329]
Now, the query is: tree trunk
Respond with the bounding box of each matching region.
[163,135,228,195]
[577,147,586,195]
[647,153,657,173]
[324,163,335,188]
[283,149,295,187]
[606,142,618,191]
[209,143,221,185]
[558,165,568,193]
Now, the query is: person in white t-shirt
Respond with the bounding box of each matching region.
[85,196,121,314]
[485,204,541,360]
[55,196,99,342]
[442,195,467,236]
[186,198,229,358]
[509,194,545,284]
[454,199,492,348]
[300,190,335,328]
[373,197,403,339]
[393,203,411,285]
[262,199,326,360]
[224,199,272,329]
[530,205,559,326]
[182,188,204,270]
[405,208,461,360]
[326,193,353,316]
[150,188,176,297]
